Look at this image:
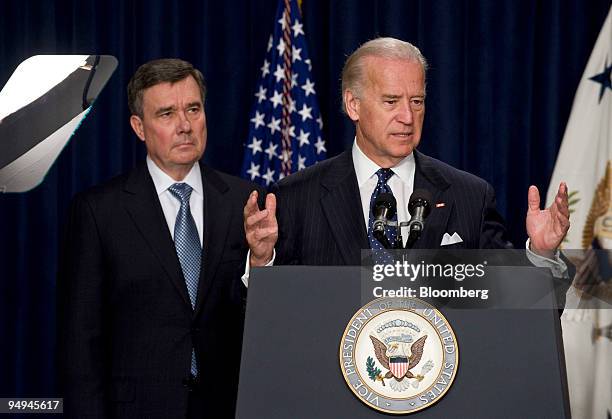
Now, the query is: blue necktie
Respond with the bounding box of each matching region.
[367,169,398,264]
[168,183,201,376]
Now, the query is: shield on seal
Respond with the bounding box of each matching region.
[389,356,409,379]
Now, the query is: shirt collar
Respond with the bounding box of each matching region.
[146,155,203,196]
[351,139,415,187]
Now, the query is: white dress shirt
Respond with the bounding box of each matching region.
[352,140,415,243]
[146,156,204,245]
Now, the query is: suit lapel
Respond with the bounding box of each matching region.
[193,165,232,316]
[412,151,453,249]
[320,151,369,265]
[122,163,192,307]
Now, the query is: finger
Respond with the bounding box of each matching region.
[527,185,540,212]
[550,197,568,219]
[265,193,277,217]
[555,209,570,227]
[554,204,570,224]
[245,209,270,228]
[556,182,569,204]
[243,190,259,217]
[558,182,568,198]
[555,196,570,218]
[253,226,279,241]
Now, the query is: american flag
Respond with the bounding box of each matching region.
[241,0,326,187]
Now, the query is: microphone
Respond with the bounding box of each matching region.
[406,189,432,245]
[372,193,397,249]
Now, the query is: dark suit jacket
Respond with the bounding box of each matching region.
[273,149,513,265]
[58,162,263,419]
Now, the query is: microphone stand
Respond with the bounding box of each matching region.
[378,220,423,250]
[373,229,393,249]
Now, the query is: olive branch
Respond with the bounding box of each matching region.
[366,356,385,386]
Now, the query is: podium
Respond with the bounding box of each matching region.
[236,266,570,418]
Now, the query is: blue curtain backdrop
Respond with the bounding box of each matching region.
[1,0,610,397]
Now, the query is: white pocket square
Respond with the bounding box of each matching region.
[440,232,463,246]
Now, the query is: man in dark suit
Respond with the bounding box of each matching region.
[244,37,570,268]
[58,59,262,418]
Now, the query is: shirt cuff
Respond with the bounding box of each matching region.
[525,238,568,278]
[241,249,276,288]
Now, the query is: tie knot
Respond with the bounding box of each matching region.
[376,168,394,185]
[168,183,193,204]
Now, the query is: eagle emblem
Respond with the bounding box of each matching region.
[363,317,437,392]
[369,334,427,384]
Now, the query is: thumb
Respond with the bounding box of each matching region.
[527,185,540,212]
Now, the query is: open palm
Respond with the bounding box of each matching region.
[526,183,570,254]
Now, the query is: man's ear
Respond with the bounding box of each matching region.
[130,115,146,142]
[344,89,360,122]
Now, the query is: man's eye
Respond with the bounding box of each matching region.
[187,107,200,114]
[384,100,397,105]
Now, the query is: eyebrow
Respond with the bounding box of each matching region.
[381,93,426,100]
[155,106,175,116]
[154,101,202,116]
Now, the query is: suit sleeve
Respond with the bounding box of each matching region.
[479,182,514,249]
[57,194,109,418]
[271,183,300,265]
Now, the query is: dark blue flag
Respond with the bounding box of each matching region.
[241,0,326,186]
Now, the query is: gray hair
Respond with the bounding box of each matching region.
[341,37,428,113]
[127,58,206,118]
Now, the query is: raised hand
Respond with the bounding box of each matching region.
[244,190,278,267]
[526,182,570,257]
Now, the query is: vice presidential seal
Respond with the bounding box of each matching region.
[339,297,459,414]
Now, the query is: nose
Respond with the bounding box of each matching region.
[396,100,413,125]
[176,111,192,134]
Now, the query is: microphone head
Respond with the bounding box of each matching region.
[408,189,432,218]
[373,192,397,219]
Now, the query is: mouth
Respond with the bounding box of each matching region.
[174,141,196,148]
[390,132,413,138]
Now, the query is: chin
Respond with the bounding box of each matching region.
[171,153,200,166]
[393,145,415,158]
